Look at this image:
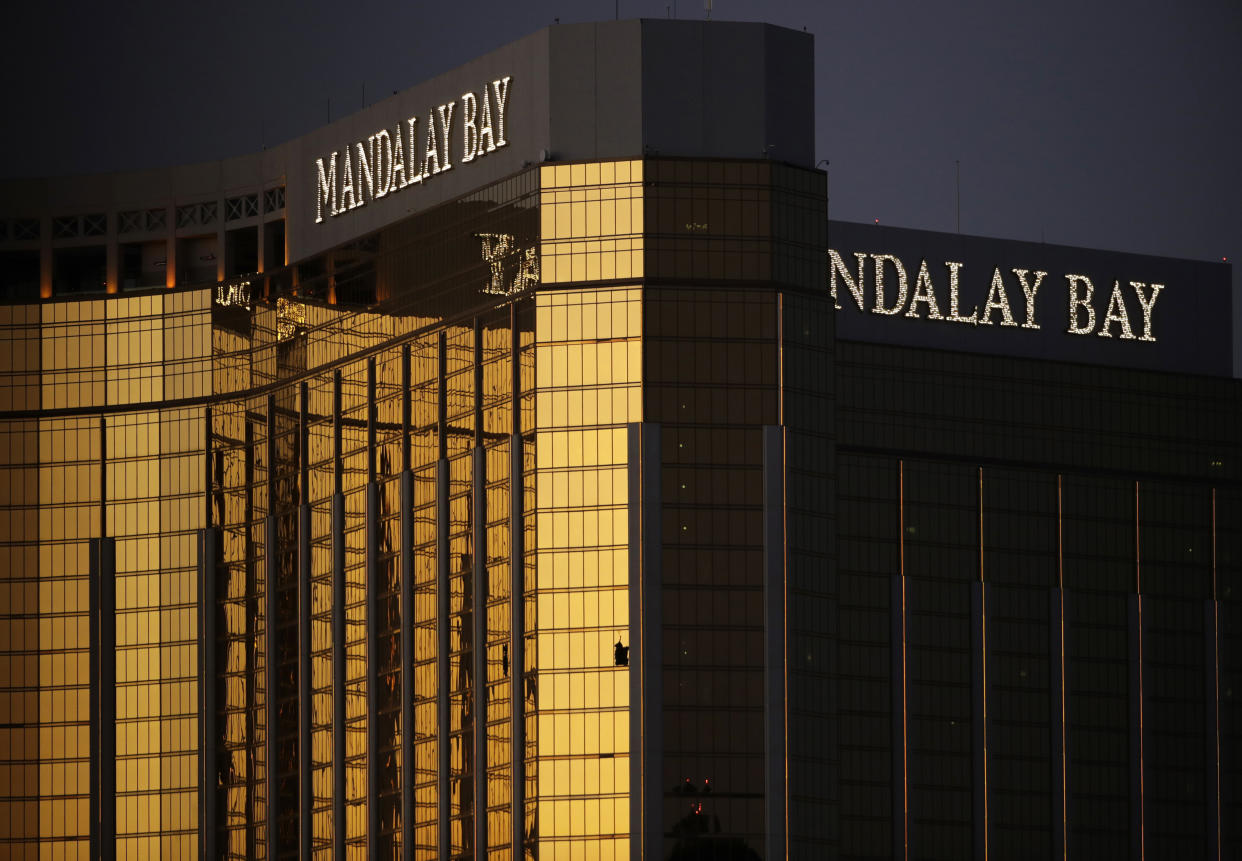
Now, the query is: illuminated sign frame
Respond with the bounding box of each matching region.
[313,76,512,224]
[828,250,1164,342]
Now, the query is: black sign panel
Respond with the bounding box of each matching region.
[828,221,1233,377]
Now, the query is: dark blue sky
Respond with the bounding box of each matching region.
[4,0,1239,371]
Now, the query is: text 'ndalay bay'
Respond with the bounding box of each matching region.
[314,77,513,224]
[828,250,1164,341]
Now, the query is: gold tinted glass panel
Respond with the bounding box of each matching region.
[532,285,639,859]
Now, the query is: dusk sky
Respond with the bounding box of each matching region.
[4,0,1239,372]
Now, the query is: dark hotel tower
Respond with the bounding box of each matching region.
[0,17,1239,861]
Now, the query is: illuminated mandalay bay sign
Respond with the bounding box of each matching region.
[314,77,512,224]
[828,249,1163,341]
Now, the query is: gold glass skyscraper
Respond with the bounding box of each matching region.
[2,17,1239,861]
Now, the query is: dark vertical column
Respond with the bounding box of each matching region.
[244,422,258,861]
[509,433,525,856]
[628,422,662,861]
[762,425,787,861]
[266,396,280,856]
[90,533,116,861]
[90,417,103,860]
[201,525,220,861]
[1050,587,1067,861]
[94,537,117,861]
[971,580,988,861]
[972,467,987,861]
[891,459,908,861]
[297,384,312,860]
[365,359,381,859]
[101,535,116,856]
[509,307,526,858]
[472,319,489,857]
[201,408,219,861]
[399,346,416,860]
[436,456,450,861]
[473,444,488,857]
[332,371,347,861]
[93,417,115,858]
[1129,481,1144,861]
[437,331,451,861]
[1207,488,1220,861]
[1128,592,1144,861]
[1051,475,1067,861]
[1205,598,1220,861]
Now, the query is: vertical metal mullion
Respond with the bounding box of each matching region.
[332,370,346,861]
[509,306,526,856]
[365,359,381,859]
[628,422,662,861]
[472,319,489,856]
[201,526,220,861]
[1129,482,1144,861]
[400,346,416,859]
[509,432,525,856]
[1052,475,1067,861]
[201,408,219,861]
[892,459,908,861]
[973,467,988,861]
[437,327,450,861]
[245,422,258,861]
[473,444,488,857]
[1207,488,1220,861]
[298,383,312,860]
[763,425,787,861]
[436,458,450,861]
[266,396,280,856]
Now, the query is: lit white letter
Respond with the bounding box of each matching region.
[1132,282,1162,342]
[979,267,1017,326]
[1066,274,1095,335]
[461,92,479,163]
[315,152,338,223]
[355,138,375,204]
[339,148,357,211]
[1012,268,1046,330]
[828,249,866,311]
[905,259,944,319]
[422,113,440,178]
[1097,280,1135,339]
[871,254,908,315]
[436,102,456,173]
[945,261,977,324]
[390,125,407,190]
[374,130,392,198]
[492,76,512,147]
[406,117,422,184]
[477,84,496,154]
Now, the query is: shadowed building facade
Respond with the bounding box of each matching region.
[0,17,1239,861]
